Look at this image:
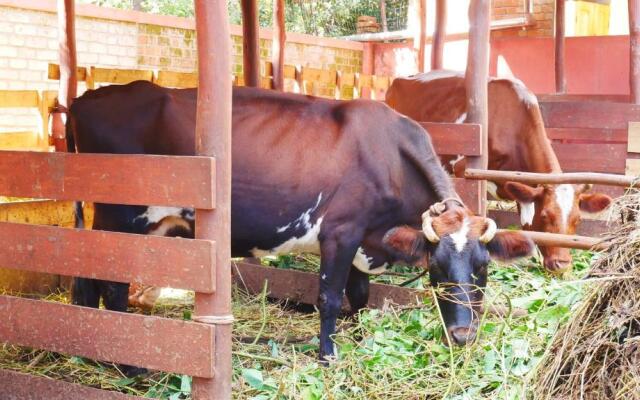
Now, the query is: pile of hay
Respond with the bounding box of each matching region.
[535,189,640,400]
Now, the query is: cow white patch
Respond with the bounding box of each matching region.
[353,247,387,275]
[555,184,575,231]
[505,77,539,108]
[449,218,470,253]
[135,207,194,224]
[252,217,323,257]
[519,202,535,226]
[449,154,465,170]
[455,112,467,123]
[487,181,502,200]
[276,193,323,233]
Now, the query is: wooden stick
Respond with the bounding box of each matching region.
[630,0,640,104]
[498,229,606,251]
[240,0,260,87]
[465,0,490,217]
[555,0,566,93]
[193,0,233,398]
[464,168,636,187]
[431,0,446,70]
[271,0,285,91]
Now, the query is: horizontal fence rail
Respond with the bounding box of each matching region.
[0,295,215,377]
[0,222,215,292]
[465,168,636,187]
[499,229,606,251]
[0,151,215,208]
[1,370,146,400]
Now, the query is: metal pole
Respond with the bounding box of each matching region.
[272,0,285,91]
[241,0,260,87]
[630,0,640,103]
[465,0,490,217]
[193,1,232,399]
[555,0,566,93]
[431,0,446,70]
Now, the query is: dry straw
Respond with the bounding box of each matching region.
[534,188,640,400]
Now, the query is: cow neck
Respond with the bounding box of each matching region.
[519,107,562,174]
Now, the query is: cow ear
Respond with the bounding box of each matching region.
[579,193,612,213]
[382,226,429,260]
[486,231,534,261]
[503,181,543,203]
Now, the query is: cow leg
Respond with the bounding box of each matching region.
[100,281,130,312]
[318,227,362,360]
[345,266,369,316]
[71,277,100,308]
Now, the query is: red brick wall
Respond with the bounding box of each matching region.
[492,0,556,38]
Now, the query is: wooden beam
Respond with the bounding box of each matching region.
[555,0,566,93]
[0,295,215,377]
[0,222,216,292]
[240,0,260,87]
[431,0,446,70]
[630,0,640,104]
[271,0,285,91]
[380,0,388,32]
[503,230,606,251]
[194,0,233,398]
[0,151,215,208]
[419,122,481,156]
[56,0,76,110]
[418,0,427,72]
[465,168,636,187]
[465,0,491,216]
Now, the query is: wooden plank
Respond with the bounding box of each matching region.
[0,222,215,292]
[628,121,640,152]
[626,158,640,176]
[0,370,145,400]
[302,67,336,85]
[0,90,39,108]
[547,127,627,143]
[47,63,87,81]
[540,101,640,130]
[233,262,426,310]
[337,72,356,88]
[0,295,215,377]
[489,209,609,237]
[283,64,297,80]
[465,168,633,187]
[501,229,605,251]
[420,122,481,156]
[537,93,630,103]
[155,70,198,88]
[453,178,481,215]
[0,131,40,149]
[552,142,627,173]
[0,151,215,209]
[90,67,154,85]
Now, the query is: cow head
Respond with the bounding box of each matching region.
[383,205,534,346]
[502,182,611,273]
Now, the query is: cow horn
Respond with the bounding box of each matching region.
[421,210,440,243]
[479,218,497,243]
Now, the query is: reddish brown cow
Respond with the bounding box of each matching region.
[386,70,612,273]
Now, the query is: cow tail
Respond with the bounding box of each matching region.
[65,112,85,230]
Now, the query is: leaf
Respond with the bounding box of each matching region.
[242,368,264,390]
[110,377,137,387]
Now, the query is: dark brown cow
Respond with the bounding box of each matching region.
[386,71,611,273]
[68,81,533,366]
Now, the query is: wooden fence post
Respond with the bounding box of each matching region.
[630,0,640,104]
[555,0,566,93]
[272,0,285,91]
[241,0,260,87]
[431,0,446,70]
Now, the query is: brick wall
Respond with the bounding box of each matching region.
[492,0,556,38]
[0,2,363,134]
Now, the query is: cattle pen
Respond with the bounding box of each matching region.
[1,0,640,399]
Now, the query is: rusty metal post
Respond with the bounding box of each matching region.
[431,0,446,70]
[630,0,640,104]
[272,0,285,91]
[555,0,566,93]
[192,1,233,399]
[241,0,260,87]
[418,0,427,72]
[465,0,490,217]
[53,0,77,151]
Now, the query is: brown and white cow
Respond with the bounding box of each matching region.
[386,71,612,273]
[67,81,533,367]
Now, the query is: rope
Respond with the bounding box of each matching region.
[192,314,235,325]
